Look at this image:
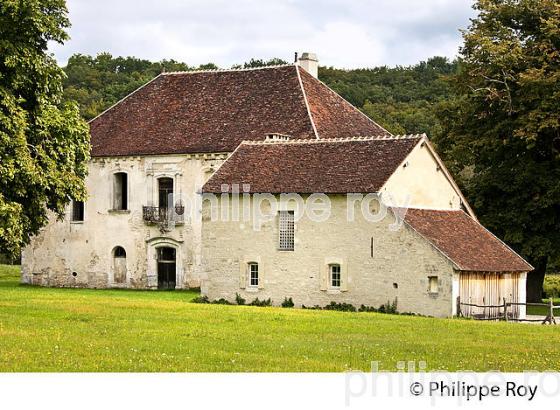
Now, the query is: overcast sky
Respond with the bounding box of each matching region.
[49,0,477,69]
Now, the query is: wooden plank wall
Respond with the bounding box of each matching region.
[460,272,521,318]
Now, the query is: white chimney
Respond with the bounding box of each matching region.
[298,52,318,78]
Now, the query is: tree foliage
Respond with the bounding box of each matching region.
[0,0,90,256]
[435,0,560,300]
[319,56,457,137]
[62,53,195,119]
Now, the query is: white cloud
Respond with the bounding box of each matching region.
[49,0,476,68]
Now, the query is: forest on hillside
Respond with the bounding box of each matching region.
[61,53,456,139]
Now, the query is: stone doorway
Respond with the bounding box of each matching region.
[157,246,176,290]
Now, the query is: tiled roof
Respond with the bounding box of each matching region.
[202,136,422,194]
[89,65,390,157]
[403,208,533,272]
[298,68,389,139]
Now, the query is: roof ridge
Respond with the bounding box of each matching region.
[298,68,393,137]
[241,134,425,145]
[162,64,295,76]
[295,66,319,139]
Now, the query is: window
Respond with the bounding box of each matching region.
[278,211,294,251]
[113,246,126,258]
[428,276,438,293]
[71,201,84,222]
[158,177,174,209]
[248,263,259,287]
[113,246,127,284]
[113,172,128,210]
[330,264,341,288]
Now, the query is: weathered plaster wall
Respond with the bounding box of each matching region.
[380,141,462,210]
[21,154,226,289]
[201,195,456,317]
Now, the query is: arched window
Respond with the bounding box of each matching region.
[114,246,126,258]
[113,172,128,210]
[112,246,127,283]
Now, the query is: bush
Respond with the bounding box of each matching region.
[235,293,246,305]
[281,297,294,308]
[358,304,378,312]
[192,296,232,305]
[324,301,357,312]
[302,304,322,310]
[249,297,272,307]
[211,298,232,305]
[378,298,398,314]
[543,275,560,298]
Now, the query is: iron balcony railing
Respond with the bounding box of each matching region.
[142,206,185,225]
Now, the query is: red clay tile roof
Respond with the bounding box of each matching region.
[403,208,532,272]
[298,68,388,139]
[202,136,421,194]
[89,65,389,157]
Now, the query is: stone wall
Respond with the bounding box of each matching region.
[201,195,457,317]
[21,153,226,289]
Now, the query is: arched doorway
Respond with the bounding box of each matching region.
[112,246,127,284]
[157,246,176,290]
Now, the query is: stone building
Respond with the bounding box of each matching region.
[201,137,532,317]
[21,54,532,317]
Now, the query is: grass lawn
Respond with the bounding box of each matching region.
[0,264,559,372]
[527,299,560,316]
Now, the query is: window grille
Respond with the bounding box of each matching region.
[278,211,294,251]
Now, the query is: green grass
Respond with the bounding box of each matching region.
[527,298,560,316]
[0,264,559,372]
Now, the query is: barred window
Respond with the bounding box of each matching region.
[248,263,259,287]
[72,201,84,222]
[278,211,294,251]
[330,264,341,288]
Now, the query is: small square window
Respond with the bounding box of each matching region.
[428,276,438,293]
[330,264,341,288]
[248,263,259,287]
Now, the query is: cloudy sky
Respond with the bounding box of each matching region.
[50,0,476,68]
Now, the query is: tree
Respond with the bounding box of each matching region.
[435,0,560,301]
[0,0,90,256]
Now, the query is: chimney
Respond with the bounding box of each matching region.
[297,52,318,78]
